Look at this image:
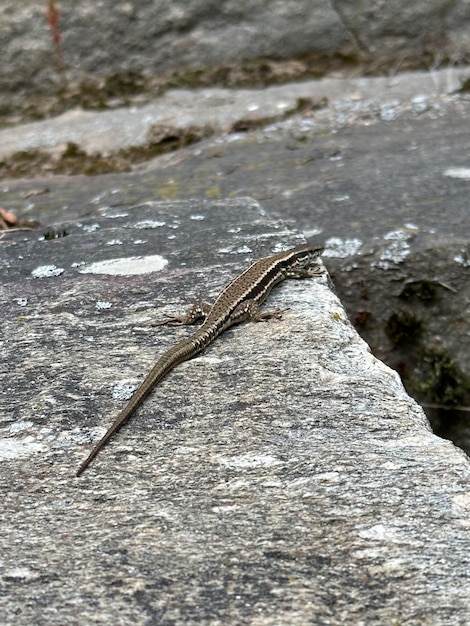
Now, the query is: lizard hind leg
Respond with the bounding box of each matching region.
[252,307,284,322]
[154,302,212,326]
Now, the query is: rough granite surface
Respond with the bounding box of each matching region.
[2,66,469,458]
[1,198,469,625]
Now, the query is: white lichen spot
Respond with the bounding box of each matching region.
[9,421,34,434]
[0,436,46,460]
[452,493,470,513]
[443,167,470,180]
[31,265,65,278]
[217,453,282,468]
[324,237,362,258]
[380,100,401,121]
[95,301,112,310]
[303,227,323,239]
[91,193,106,205]
[102,211,129,218]
[236,245,254,255]
[358,524,401,542]
[131,220,166,229]
[4,568,40,582]
[113,380,138,400]
[78,255,168,276]
[83,223,100,233]
[411,94,429,114]
[454,252,470,267]
[225,133,244,143]
[373,229,412,269]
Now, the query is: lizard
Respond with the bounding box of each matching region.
[76,242,324,476]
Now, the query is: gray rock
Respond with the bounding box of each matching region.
[333,0,468,55]
[1,66,469,458]
[1,198,469,625]
[1,0,469,112]
[1,66,468,160]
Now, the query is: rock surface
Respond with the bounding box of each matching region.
[1,67,469,161]
[2,66,469,454]
[1,0,469,114]
[1,198,470,625]
[2,4,470,622]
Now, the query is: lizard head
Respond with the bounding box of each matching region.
[289,243,324,269]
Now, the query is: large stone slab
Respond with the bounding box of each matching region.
[1,0,469,112]
[1,67,468,160]
[1,67,469,457]
[1,198,469,625]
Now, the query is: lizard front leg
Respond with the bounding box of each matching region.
[285,266,324,279]
[229,299,284,325]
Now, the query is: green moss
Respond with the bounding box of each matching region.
[414,348,470,406]
[56,70,149,111]
[229,96,326,134]
[119,124,213,164]
[399,280,439,301]
[0,49,461,129]
[205,187,221,198]
[385,311,422,345]
[458,77,470,93]
[103,70,147,99]
[156,180,181,201]
[0,123,214,178]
